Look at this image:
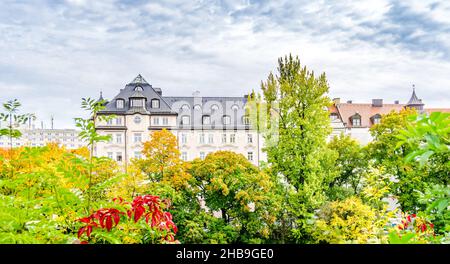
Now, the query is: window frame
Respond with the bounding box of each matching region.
[116,99,124,109]
[181,115,190,125]
[202,115,211,125]
[151,99,160,109]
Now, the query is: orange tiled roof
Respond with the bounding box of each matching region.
[334,103,405,128]
[425,108,450,114]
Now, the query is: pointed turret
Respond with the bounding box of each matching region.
[405,84,424,111]
[129,74,148,85]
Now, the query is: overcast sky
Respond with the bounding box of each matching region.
[1,0,449,129]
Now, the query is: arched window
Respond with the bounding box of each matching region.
[151,99,160,109]
[211,104,219,112]
[194,104,202,111]
[181,104,190,110]
[231,104,239,111]
[134,86,143,92]
[116,99,124,109]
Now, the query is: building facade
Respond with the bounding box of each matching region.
[95,76,450,164]
[0,127,85,149]
[95,75,265,166]
[328,87,450,145]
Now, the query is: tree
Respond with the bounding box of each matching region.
[253,54,337,242]
[327,133,366,199]
[0,99,34,153]
[187,151,281,243]
[313,197,389,244]
[75,98,114,212]
[367,108,427,211]
[397,112,450,238]
[135,129,190,189]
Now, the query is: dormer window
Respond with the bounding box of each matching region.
[330,113,339,121]
[243,115,250,125]
[116,99,124,109]
[131,98,145,108]
[371,114,382,125]
[151,99,160,109]
[134,86,143,92]
[350,113,361,127]
[181,115,190,125]
[222,115,231,125]
[202,115,211,125]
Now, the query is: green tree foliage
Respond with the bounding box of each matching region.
[367,109,427,211]
[327,134,366,199]
[397,112,450,239]
[255,54,337,242]
[186,151,281,243]
[74,98,114,211]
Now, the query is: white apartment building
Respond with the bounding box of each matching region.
[94,75,266,166]
[0,127,85,149]
[94,76,450,165]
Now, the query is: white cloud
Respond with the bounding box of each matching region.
[0,0,449,129]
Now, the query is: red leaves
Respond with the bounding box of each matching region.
[76,215,98,238]
[76,195,177,242]
[94,208,124,231]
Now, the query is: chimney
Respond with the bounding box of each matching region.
[154,87,162,96]
[347,100,352,104]
[394,100,399,104]
[372,99,383,107]
[333,98,340,104]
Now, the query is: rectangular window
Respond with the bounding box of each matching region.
[208,134,214,144]
[116,117,122,125]
[181,116,190,125]
[132,99,144,107]
[107,133,113,143]
[223,115,231,125]
[107,119,113,125]
[247,152,253,161]
[116,100,124,109]
[374,118,381,125]
[247,134,253,143]
[162,117,168,125]
[107,152,113,159]
[134,133,142,143]
[352,118,361,127]
[202,115,210,125]
[200,152,205,160]
[153,117,160,125]
[199,133,205,144]
[243,116,250,125]
[181,152,187,161]
[134,151,142,159]
[181,134,187,144]
[230,134,236,143]
[222,133,227,143]
[116,152,122,162]
[151,99,160,108]
[116,134,122,144]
